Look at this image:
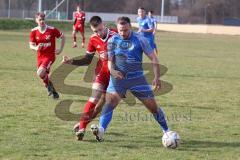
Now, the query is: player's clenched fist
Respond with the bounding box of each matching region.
[110,70,124,80]
[152,78,161,92]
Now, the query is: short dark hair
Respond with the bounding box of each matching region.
[89,16,102,27]
[117,16,131,25]
[138,7,145,11]
[35,12,45,19]
[149,10,154,14]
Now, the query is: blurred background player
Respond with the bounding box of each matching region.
[137,7,158,55]
[29,12,65,99]
[91,17,172,142]
[62,16,117,140]
[148,10,157,35]
[72,5,85,48]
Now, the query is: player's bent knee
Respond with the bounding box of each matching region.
[106,93,121,106]
[92,83,104,91]
[37,67,47,78]
[142,98,158,113]
[88,97,99,104]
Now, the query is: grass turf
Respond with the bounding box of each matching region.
[0,28,240,160]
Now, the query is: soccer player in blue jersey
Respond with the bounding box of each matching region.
[91,16,173,141]
[148,10,157,35]
[137,7,158,55]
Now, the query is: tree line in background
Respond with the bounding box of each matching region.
[171,0,240,24]
[0,0,239,24]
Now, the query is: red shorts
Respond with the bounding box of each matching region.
[93,66,110,91]
[73,23,84,33]
[37,56,55,73]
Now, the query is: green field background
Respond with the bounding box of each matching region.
[0,25,240,160]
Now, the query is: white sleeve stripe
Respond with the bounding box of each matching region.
[86,51,95,54]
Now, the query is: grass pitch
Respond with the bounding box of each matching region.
[0,28,240,160]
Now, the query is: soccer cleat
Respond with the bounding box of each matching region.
[47,84,53,96]
[73,123,80,133]
[52,90,59,99]
[72,42,77,48]
[75,129,85,141]
[81,42,85,48]
[48,81,59,99]
[90,124,104,142]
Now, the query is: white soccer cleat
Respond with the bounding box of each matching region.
[90,124,104,142]
[72,42,77,48]
[81,42,85,48]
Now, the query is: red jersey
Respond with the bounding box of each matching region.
[87,28,117,72]
[74,11,85,25]
[29,25,63,58]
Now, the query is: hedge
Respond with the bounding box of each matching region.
[0,18,116,30]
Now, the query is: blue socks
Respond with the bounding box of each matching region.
[99,104,168,133]
[99,104,114,130]
[153,107,169,132]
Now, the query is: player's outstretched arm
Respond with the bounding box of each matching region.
[62,53,94,66]
[55,34,65,55]
[140,27,154,33]
[146,53,161,91]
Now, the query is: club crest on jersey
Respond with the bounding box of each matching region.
[99,51,107,60]
[119,40,133,51]
[97,44,101,49]
[45,35,51,41]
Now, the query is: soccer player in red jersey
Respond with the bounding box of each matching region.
[29,12,65,99]
[62,16,117,140]
[72,5,86,48]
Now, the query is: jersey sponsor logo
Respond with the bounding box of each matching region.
[39,42,51,47]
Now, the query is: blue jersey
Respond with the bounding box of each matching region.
[137,16,154,39]
[149,16,157,28]
[108,32,154,79]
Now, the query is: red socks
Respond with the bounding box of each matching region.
[73,36,76,42]
[79,101,96,130]
[41,73,49,87]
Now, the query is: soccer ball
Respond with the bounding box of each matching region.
[90,124,98,132]
[162,131,180,149]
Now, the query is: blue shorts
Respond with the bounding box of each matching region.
[148,37,157,49]
[142,34,156,49]
[107,75,154,100]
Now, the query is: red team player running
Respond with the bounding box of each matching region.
[72,5,86,48]
[29,12,65,99]
[62,16,117,140]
